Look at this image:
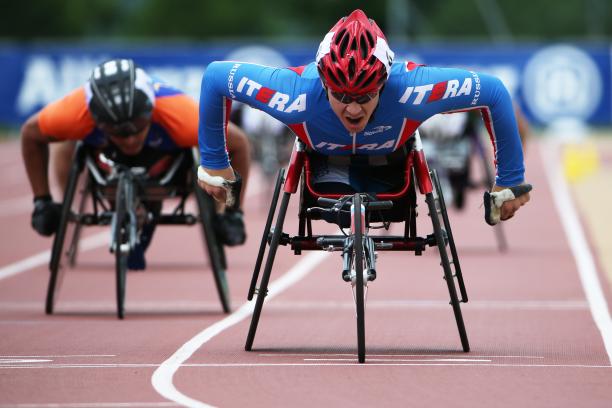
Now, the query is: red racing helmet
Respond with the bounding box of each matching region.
[316,9,395,95]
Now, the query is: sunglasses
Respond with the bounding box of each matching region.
[330,90,379,104]
[99,116,150,138]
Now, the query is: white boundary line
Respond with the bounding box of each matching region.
[4,362,611,369]
[0,403,179,408]
[0,232,108,281]
[541,139,612,364]
[151,251,330,408]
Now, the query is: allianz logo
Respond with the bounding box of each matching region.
[364,125,392,136]
[16,55,205,115]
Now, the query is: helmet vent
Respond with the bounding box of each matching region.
[355,69,368,87]
[359,35,369,59]
[365,30,375,48]
[326,67,341,87]
[336,68,347,86]
[348,58,356,79]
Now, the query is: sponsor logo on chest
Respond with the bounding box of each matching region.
[398,74,480,105]
[235,76,306,113]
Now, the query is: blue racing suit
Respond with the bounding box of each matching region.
[199,61,524,187]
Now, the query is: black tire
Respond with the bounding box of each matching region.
[431,170,468,302]
[46,147,84,315]
[425,189,469,352]
[353,193,366,363]
[114,177,128,320]
[248,168,284,300]
[194,182,231,313]
[67,176,90,267]
[245,191,291,351]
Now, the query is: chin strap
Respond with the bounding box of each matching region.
[197,166,242,210]
[484,184,532,226]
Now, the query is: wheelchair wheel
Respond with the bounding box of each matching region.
[352,193,366,363]
[248,168,285,300]
[194,182,231,313]
[46,145,86,315]
[114,177,129,320]
[426,172,470,352]
[245,191,292,351]
[431,170,468,303]
[67,176,91,267]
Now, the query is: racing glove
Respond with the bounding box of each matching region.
[483,184,532,226]
[31,195,62,236]
[197,167,243,210]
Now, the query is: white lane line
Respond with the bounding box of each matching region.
[541,140,612,364]
[0,364,162,369]
[304,358,492,362]
[3,362,611,369]
[151,251,330,408]
[0,232,108,282]
[0,403,180,408]
[258,353,545,359]
[0,355,116,358]
[0,359,52,363]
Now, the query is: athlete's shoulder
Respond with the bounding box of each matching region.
[38,86,95,140]
[150,82,198,148]
[286,62,319,79]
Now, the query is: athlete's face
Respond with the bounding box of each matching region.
[327,89,380,133]
[106,123,151,156]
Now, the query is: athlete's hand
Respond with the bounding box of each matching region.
[484,184,532,225]
[197,166,236,204]
[31,196,62,236]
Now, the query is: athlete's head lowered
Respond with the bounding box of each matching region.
[316,9,394,96]
[316,9,395,133]
[87,58,156,155]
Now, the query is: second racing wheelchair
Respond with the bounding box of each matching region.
[46,141,232,319]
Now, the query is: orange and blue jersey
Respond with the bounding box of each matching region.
[199,61,525,187]
[38,79,199,151]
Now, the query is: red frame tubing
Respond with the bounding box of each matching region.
[413,150,433,195]
[283,147,306,194]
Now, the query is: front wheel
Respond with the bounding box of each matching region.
[114,178,129,320]
[352,193,366,363]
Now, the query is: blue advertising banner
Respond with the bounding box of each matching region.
[0,42,609,126]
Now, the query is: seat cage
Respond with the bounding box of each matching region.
[284,132,434,198]
[74,143,200,227]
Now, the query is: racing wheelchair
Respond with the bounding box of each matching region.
[245,132,470,363]
[46,141,230,319]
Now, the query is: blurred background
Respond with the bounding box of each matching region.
[1,0,611,133]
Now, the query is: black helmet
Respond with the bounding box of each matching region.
[87,59,154,134]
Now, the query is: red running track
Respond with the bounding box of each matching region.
[0,137,611,408]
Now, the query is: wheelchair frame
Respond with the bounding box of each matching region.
[46,141,230,319]
[245,134,470,363]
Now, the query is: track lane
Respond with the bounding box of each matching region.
[0,137,611,407]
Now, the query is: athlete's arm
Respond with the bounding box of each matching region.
[198,61,309,172]
[21,113,54,198]
[400,66,525,187]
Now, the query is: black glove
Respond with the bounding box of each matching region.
[31,195,62,236]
